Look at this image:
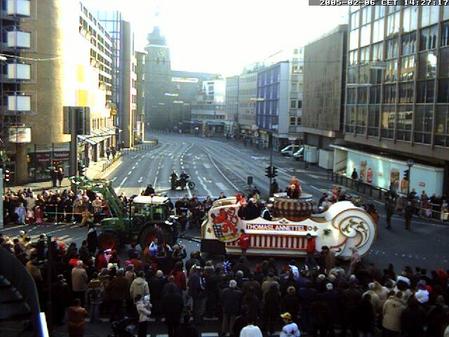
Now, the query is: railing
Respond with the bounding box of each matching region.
[329,172,389,201]
[121,142,159,156]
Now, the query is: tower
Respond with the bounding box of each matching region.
[144,26,173,130]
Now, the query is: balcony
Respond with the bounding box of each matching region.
[7,63,30,80]
[6,0,30,17]
[6,31,31,48]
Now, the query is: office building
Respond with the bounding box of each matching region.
[224,75,239,136]
[135,50,146,142]
[237,68,258,144]
[341,5,449,196]
[303,25,347,167]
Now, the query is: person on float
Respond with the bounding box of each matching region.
[238,229,250,256]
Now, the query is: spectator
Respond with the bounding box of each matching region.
[66,298,88,337]
[279,312,300,337]
[382,291,406,337]
[135,294,152,337]
[221,279,243,337]
[130,271,149,302]
[72,261,88,306]
[161,282,184,337]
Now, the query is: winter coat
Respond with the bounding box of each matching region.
[136,300,152,322]
[71,266,88,292]
[107,276,130,301]
[382,296,406,332]
[221,287,243,315]
[67,305,88,337]
[129,277,149,302]
[161,292,184,323]
[401,305,426,337]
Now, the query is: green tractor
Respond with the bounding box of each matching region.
[71,177,175,250]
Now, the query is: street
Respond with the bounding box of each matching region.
[3,132,449,272]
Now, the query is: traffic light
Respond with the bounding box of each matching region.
[265,166,273,178]
[272,166,278,178]
[404,169,410,180]
[4,169,10,182]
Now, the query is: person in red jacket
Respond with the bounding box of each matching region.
[305,233,317,268]
[238,229,250,256]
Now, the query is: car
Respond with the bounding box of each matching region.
[293,147,304,161]
[280,144,300,156]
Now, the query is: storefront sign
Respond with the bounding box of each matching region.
[246,223,308,232]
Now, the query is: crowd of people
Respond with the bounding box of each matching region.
[1,226,449,337]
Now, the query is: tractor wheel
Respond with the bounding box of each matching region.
[188,181,195,189]
[98,231,120,251]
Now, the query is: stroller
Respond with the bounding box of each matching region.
[109,317,137,337]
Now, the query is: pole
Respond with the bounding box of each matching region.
[69,107,78,177]
[46,235,52,332]
[0,168,3,229]
[269,132,273,196]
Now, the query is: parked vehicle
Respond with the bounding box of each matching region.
[280,144,300,156]
[293,147,304,161]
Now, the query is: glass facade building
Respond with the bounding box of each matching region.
[345,5,449,188]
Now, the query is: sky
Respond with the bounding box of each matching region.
[87,0,348,76]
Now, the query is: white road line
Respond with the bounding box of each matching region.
[198,176,214,197]
[216,182,228,191]
[186,186,193,198]
[310,185,322,192]
[138,177,143,183]
[153,176,158,187]
[119,177,128,187]
[110,177,117,183]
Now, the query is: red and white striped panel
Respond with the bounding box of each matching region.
[226,235,306,250]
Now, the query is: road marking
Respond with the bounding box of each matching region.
[110,177,117,183]
[138,177,143,183]
[153,176,158,187]
[127,171,132,176]
[198,176,214,196]
[119,177,128,187]
[307,174,322,179]
[186,186,193,198]
[216,182,228,191]
[203,163,211,169]
[204,151,239,191]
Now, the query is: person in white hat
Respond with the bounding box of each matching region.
[280,312,301,337]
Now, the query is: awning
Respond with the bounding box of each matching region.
[205,121,225,126]
[77,127,116,145]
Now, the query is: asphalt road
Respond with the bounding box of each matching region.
[3,131,449,272]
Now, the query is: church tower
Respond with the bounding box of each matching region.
[144,25,173,130]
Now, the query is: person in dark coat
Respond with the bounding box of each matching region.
[107,269,130,321]
[404,201,414,230]
[242,287,260,326]
[401,296,426,337]
[356,294,376,337]
[282,286,300,323]
[385,196,396,230]
[149,270,168,321]
[221,280,243,336]
[175,314,200,337]
[161,283,184,337]
[86,225,97,255]
[262,284,281,336]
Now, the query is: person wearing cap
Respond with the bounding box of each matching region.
[280,312,301,337]
[221,279,243,337]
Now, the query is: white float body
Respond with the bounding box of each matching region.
[200,196,376,258]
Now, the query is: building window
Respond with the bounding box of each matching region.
[435,105,449,146]
[298,100,302,109]
[349,29,359,50]
[356,105,367,134]
[370,86,381,104]
[290,100,296,109]
[374,6,385,20]
[386,12,400,36]
[420,6,440,28]
[358,87,368,104]
[438,79,449,103]
[372,19,384,43]
[361,6,371,25]
[372,42,383,62]
[399,82,414,103]
[414,105,433,144]
[347,88,357,104]
[445,6,449,20]
[297,117,302,125]
[418,51,437,80]
[439,47,449,78]
[402,7,418,33]
[416,80,435,103]
[441,21,449,47]
[384,84,397,104]
[360,47,370,64]
[360,24,371,47]
[368,105,380,136]
[401,32,417,56]
[346,106,356,133]
[400,55,415,81]
[381,105,395,139]
[350,11,359,30]
[384,60,398,82]
[397,105,413,141]
[348,66,358,84]
[420,25,438,51]
[290,117,296,126]
[386,38,399,59]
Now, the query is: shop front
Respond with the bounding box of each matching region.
[332,145,445,197]
[28,143,71,182]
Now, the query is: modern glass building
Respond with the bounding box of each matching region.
[343,5,449,194]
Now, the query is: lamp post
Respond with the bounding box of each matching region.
[406,159,414,195]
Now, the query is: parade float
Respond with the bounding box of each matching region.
[200,181,376,258]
